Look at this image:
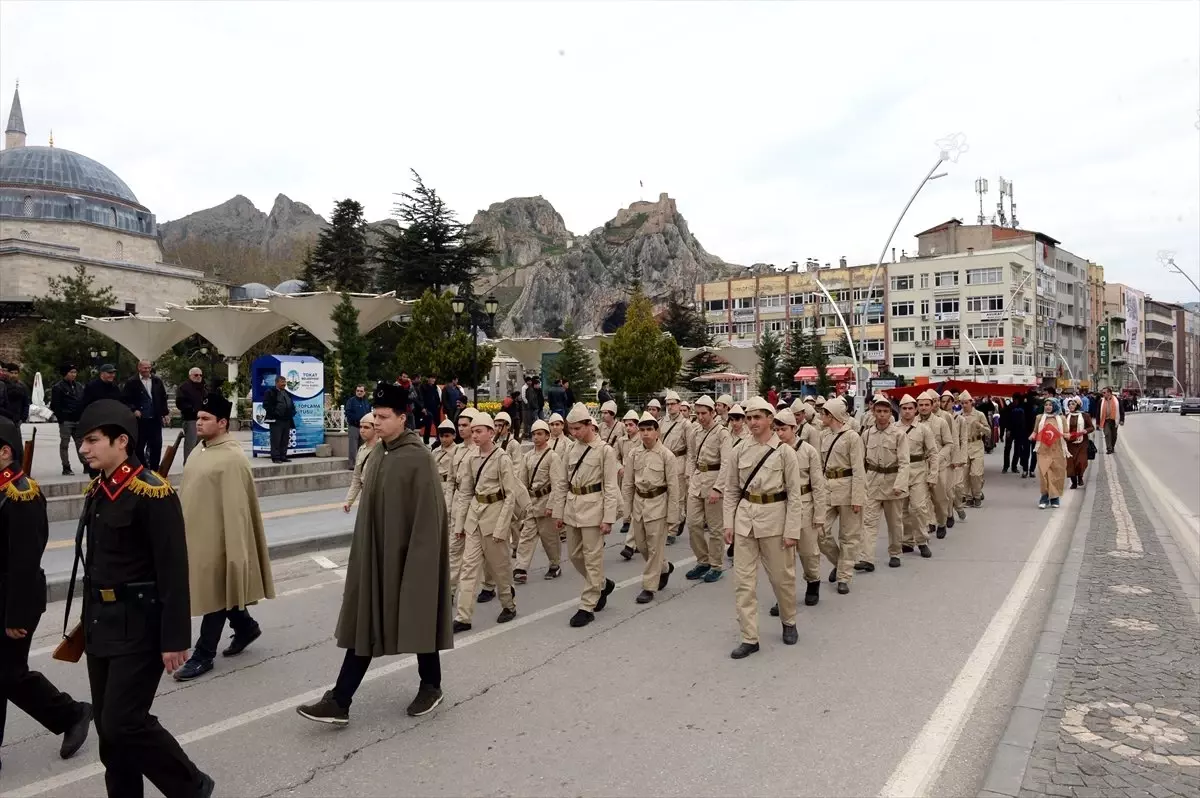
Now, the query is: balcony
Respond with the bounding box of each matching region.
[934,338,956,348]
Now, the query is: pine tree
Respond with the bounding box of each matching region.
[661,293,708,348]
[550,322,596,397]
[332,293,369,403]
[374,170,496,296]
[810,334,833,397]
[834,330,855,358]
[780,326,813,393]
[754,331,783,397]
[305,199,371,292]
[599,286,683,404]
[392,289,494,387]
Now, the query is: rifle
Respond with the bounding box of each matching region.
[21,427,35,474]
[159,430,185,477]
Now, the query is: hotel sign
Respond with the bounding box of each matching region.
[1098,325,1109,366]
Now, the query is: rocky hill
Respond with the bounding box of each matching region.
[473,193,738,335]
[160,194,328,258]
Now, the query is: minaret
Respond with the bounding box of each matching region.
[5,83,26,150]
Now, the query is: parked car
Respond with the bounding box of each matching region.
[1180,397,1200,416]
[1167,398,1182,413]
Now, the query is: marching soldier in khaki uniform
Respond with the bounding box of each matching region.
[793,401,821,450]
[721,397,804,659]
[514,420,566,582]
[818,397,865,594]
[434,418,458,513]
[717,403,751,561]
[857,395,911,571]
[767,408,828,611]
[452,413,519,632]
[616,410,642,560]
[645,398,663,422]
[548,412,568,453]
[940,391,968,524]
[957,391,989,507]
[621,412,680,603]
[660,391,692,545]
[812,396,827,430]
[448,409,476,595]
[918,390,954,539]
[898,394,936,558]
[598,401,621,448]
[559,403,621,628]
[684,396,731,584]
[714,394,733,427]
[492,411,525,556]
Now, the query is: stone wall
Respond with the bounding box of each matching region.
[0,251,211,311]
[0,218,163,265]
[0,316,35,363]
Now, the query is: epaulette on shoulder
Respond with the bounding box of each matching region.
[83,476,101,495]
[4,474,40,502]
[130,470,175,498]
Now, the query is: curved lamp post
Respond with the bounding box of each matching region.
[452,294,500,408]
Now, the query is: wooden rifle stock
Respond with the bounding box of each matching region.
[21,427,35,474]
[159,430,185,476]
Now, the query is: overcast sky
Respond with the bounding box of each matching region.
[2,1,1197,302]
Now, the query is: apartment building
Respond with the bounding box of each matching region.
[1103,283,1144,392]
[1143,297,1179,396]
[1175,307,1200,396]
[1086,263,1106,385]
[694,260,886,368]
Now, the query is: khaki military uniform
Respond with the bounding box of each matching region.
[900,420,939,546]
[920,411,954,529]
[947,410,968,509]
[789,438,829,583]
[453,447,519,622]
[935,408,964,517]
[495,434,525,551]
[959,409,989,502]
[859,423,911,565]
[686,420,732,570]
[797,420,821,452]
[660,413,692,529]
[515,444,566,572]
[621,441,680,591]
[434,444,457,512]
[448,442,490,592]
[616,431,639,548]
[721,434,804,644]
[819,426,866,583]
[550,435,568,455]
[599,421,623,449]
[562,437,620,611]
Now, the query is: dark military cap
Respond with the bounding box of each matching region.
[78,399,138,443]
[200,392,233,421]
[373,381,411,412]
[0,416,21,457]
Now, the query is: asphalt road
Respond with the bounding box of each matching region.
[5,454,1082,797]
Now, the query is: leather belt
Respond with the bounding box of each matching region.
[475,490,507,504]
[570,482,603,496]
[696,462,722,473]
[909,454,928,463]
[531,484,553,498]
[798,484,812,495]
[90,582,157,603]
[636,485,668,499]
[826,467,852,479]
[865,462,899,474]
[741,491,788,504]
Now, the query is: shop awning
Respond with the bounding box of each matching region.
[880,379,1038,401]
[794,365,854,381]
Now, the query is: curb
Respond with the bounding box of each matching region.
[44,530,354,603]
[977,460,1099,798]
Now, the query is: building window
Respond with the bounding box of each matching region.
[19,229,31,239]
[920,299,930,315]
[893,326,915,343]
[936,352,960,367]
[893,353,915,368]
[762,319,785,332]
[921,325,931,341]
[891,301,915,316]
[760,294,784,308]
[967,322,1004,338]
[965,295,1004,312]
[115,241,124,260]
[968,351,1005,366]
[966,267,1002,285]
[707,324,729,336]
[23,196,34,216]
[110,207,118,226]
[935,271,959,287]
[921,353,931,368]
[704,299,727,312]
[936,325,960,340]
[890,275,914,291]
[862,339,885,353]
[934,298,959,315]
[733,297,755,310]
[919,273,929,289]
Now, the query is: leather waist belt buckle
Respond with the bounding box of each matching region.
[742,491,788,505]
[570,482,603,496]
[636,485,668,499]
[865,462,899,474]
[697,462,722,473]
[798,485,811,496]
[476,490,506,504]
[826,467,851,479]
[910,454,927,463]
[99,588,117,603]
[532,484,553,498]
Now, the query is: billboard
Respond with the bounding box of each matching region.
[1124,287,1143,359]
[1098,325,1109,367]
[250,355,325,457]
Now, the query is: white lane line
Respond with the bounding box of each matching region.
[310,555,340,570]
[1106,450,1144,555]
[3,555,698,798]
[879,492,1076,798]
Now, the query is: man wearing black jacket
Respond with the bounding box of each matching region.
[121,360,170,472]
[2,365,29,424]
[262,375,296,463]
[49,365,86,475]
[175,368,206,464]
[419,375,441,444]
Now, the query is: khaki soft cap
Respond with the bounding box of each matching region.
[566,403,593,424]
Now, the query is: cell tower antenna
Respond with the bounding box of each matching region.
[996,176,1009,227]
[1007,180,1018,228]
[974,178,989,225]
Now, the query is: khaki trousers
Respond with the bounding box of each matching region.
[952,465,966,509]
[820,505,863,583]
[686,493,725,569]
[903,478,933,546]
[797,520,822,583]
[733,533,797,644]
[451,530,494,592]
[631,516,670,591]
[675,470,688,527]
[566,524,606,611]
[455,529,515,622]
[516,512,562,571]
[966,454,984,500]
[933,465,951,525]
[861,496,905,563]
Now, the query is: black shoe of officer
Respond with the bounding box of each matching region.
[919,544,932,558]
[836,582,850,595]
[782,624,798,645]
[635,589,655,604]
[477,589,496,603]
[594,578,616,612]
[727,543,735,558]
[730,642,760,660]
[805,581,820,606]
[569,609,595,628]
[888,556,901,568]
[60,702,92,759]
[452,620,472,633]
[769,602,780,617]
[901,544,914,553]
[544,565,562,579]
[658,562,675,591]
[936,526,947,539]
[223,627,261,657]
[854,561,875,573]
[620,545,636,561]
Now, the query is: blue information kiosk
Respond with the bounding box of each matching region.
[250,355,325,458]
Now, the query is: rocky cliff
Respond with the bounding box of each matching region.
[160,194,328,258]
[474,193,738,336]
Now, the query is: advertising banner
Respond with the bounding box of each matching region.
[250,355,325,457]
[1124,288,1143,359]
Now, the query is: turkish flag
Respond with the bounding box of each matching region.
[1038,422,1062,449]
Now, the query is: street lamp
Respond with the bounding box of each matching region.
[452,293,500,408]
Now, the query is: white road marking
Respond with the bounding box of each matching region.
[3,555,698,798]
[1118,438,1200,575]
[310,555,340,570]
[878,493,1076,798]
[1105,450,1143,557]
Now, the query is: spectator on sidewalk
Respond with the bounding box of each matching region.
[48,364,86,475]
[419,375,441,443]
[175,367,207,463]
[1098,386,1124,454]
[441,377,464,425]
[343,384,372,466]
[121,360,170,472]
[2,364,29,423]
[547,379,568,417]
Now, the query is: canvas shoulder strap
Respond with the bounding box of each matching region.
[474,448,498,488]
[822,431,848,471]
[739,445,779,498]
[569,445,592,483]
[528,449,551,489]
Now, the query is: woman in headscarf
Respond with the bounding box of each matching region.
[1063,397,1094,490]
[343,412,377,512]
[1029,398,1067,509]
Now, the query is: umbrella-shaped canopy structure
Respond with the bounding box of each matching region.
[256,290,408,348]
[76,314,193,362]
[492,337,563,369]
[162,303,294,390]
[576,333,614,351]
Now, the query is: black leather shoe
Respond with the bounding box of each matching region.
[60,703,92,759]
[919,544,932,558]
[769,603,780,617]
[828,567,838,583]
[620,546,636,561]
[635,589,654,604]
[781,624,798,645]
[888,556,901,568]
[496,606,517,623]
[173,658,213,682]
[946,515,955,529]
[477,589,496,603]
[854,561,875,573]
[928,524,936,535]
[222,626,261,657]
[936,526,947,539]
[452,620,472,633]
[836,582,850,595]
[198,772,216,798]
[595,579,616,612]
[685,563,711,580]
[544,565,561,579]
[901,544,914,553]
[730,642,760,660]
[804,581,820,606]
[569,609,594,628]
[658,561,675,591]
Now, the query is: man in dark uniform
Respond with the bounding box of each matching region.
[0,417,93,773]
[74,399,214,797]
[262,374,296,463]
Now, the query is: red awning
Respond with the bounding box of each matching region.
[794,365,854,381]
[880,379,1038,401]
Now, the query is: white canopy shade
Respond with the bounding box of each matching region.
[255,290,407,348]
[492,337,563,368]
[76,315,193,362]
[711,344,760,376]
[576,333,614,351]
[161,304,291,358]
